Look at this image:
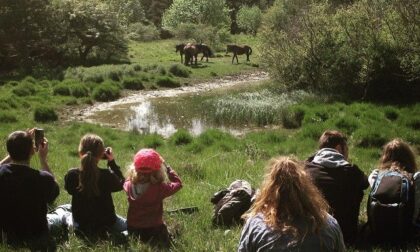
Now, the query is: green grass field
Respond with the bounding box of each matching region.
[0,37,419,251]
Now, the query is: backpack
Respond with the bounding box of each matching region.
[210,180,255,227]
[367,170,414,242]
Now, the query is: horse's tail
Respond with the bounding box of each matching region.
[248,46,252,55]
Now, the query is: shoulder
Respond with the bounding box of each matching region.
[65,168,80,179]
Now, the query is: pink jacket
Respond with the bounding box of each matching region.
[123,167,182,228]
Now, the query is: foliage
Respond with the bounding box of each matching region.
[0,111,18,123]
[127,23,160,42]
[53,83,71,96]
[34,106,58,122]
[92,82,121,101]
[236,6,262,35]
[106,0,146,27]
[12,82,37,97]
[54,0,128,63]
[155,76,180,88]
[70,84,89,98]
[170,129,193,145]
[168,64,190,77]
[162,0,229,31]
[260,0,420,101]
[122,77,144,90]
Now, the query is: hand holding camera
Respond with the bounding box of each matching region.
[102,147,114,161]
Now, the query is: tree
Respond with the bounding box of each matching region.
[55,0,128,63]
[0,0,59,71]
[237,6,262,35]
[106,0,146,27]
[162,0,229,31]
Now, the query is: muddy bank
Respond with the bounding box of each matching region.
[70,71,269,123]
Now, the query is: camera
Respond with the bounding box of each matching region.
[102,147,111,159]
[34,128,44,150]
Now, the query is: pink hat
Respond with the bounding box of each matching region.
[133,149,162,173]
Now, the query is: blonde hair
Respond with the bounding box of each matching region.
[126,164,165,185]
[246,156,329,244]
[379,138,417,173]
[78,134,105,197]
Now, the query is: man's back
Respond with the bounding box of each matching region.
[305,149,368,244]
[0,164,59,240]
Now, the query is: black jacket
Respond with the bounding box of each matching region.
[305,155,369,244]
[0,164,59,241]
[64,160,124,234]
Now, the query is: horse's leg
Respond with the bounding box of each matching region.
[246,53,250,62]
[231,54,234,64]
[235,53,239,64]
[181,53,183,63]
[201,54,204,61]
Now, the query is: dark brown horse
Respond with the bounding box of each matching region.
[175,43,186,63]
[195,43,213,62]
[183,43,198,66]
[226,44,252,64]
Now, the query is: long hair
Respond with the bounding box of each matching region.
[126,164,165,185]
[247,156,329,244]
[78,134,105,197]
[379,138,417,173]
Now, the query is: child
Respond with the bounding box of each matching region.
[124,149,182,247]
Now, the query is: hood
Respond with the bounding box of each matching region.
[311,148,349,168]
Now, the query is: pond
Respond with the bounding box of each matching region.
[78,72,272,137]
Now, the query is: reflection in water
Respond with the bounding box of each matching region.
[127,100,212,138]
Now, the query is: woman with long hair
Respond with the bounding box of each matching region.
[64,134,126,236]
[238,156,345,251]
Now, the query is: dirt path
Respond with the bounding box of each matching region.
[68,71,269,122]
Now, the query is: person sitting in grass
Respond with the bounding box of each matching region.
[64,134,126,237]
[124,149,182,248]
[367,138,418,242]
[304,130,369,245]
[238,156,345,251]
[0,130,59,250]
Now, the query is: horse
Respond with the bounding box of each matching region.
[195,43,213,62]
[226,44,252,64]
[183,43,198,66]
[175,43,186,63]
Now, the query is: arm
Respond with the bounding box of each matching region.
[103,147,124,192]
[64,169,79,195]
[38,138,54,176]
[161,165,182,198]
[42,172,59,204]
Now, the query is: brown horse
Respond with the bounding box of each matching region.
[226,44,252,64]
[195,43,213,62]
[175,43,186,63]
[183,43,198,66]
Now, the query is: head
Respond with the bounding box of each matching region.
[77,134,105,197]
[6,131,34,162]
[128,149,164,184]
[226,44,234,53]
[175,44,185,53]
[318,130,348,159]
[379,139,417,173]
[247,156,329,243]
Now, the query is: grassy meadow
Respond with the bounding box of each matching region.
[0,36,419,251]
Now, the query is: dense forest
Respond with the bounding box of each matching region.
[0,0,419,101]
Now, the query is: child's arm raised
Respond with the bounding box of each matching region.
[161,164,182,198]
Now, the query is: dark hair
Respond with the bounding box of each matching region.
[318,130,347,149]
[78,134,105,197]
[379,139,417,173]
[6,131,33,161]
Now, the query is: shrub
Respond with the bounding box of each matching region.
[122,78,144,90]
[157,66,167,75]
[170,129,193,145]
[168,64,190,77]
[0,95,20,110]
[281,107,305,129]
[92,82,121,101]
[23,76,36,83]
[237,6,262,35]
[12,82,36,96]
[155,76,180,88]
[384,107,399,121]
[132,64,142,71]
[34,106,58,122]
[84,74,104,83]
[0,111,18,123]
[70,84,89,98]
[353,128,390,148]
[143,134,164,148]
[127,23,160,42]
[334,117,360,135]
[5,81,19,87]
[108,70,122,81]
[53,83,71,96]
